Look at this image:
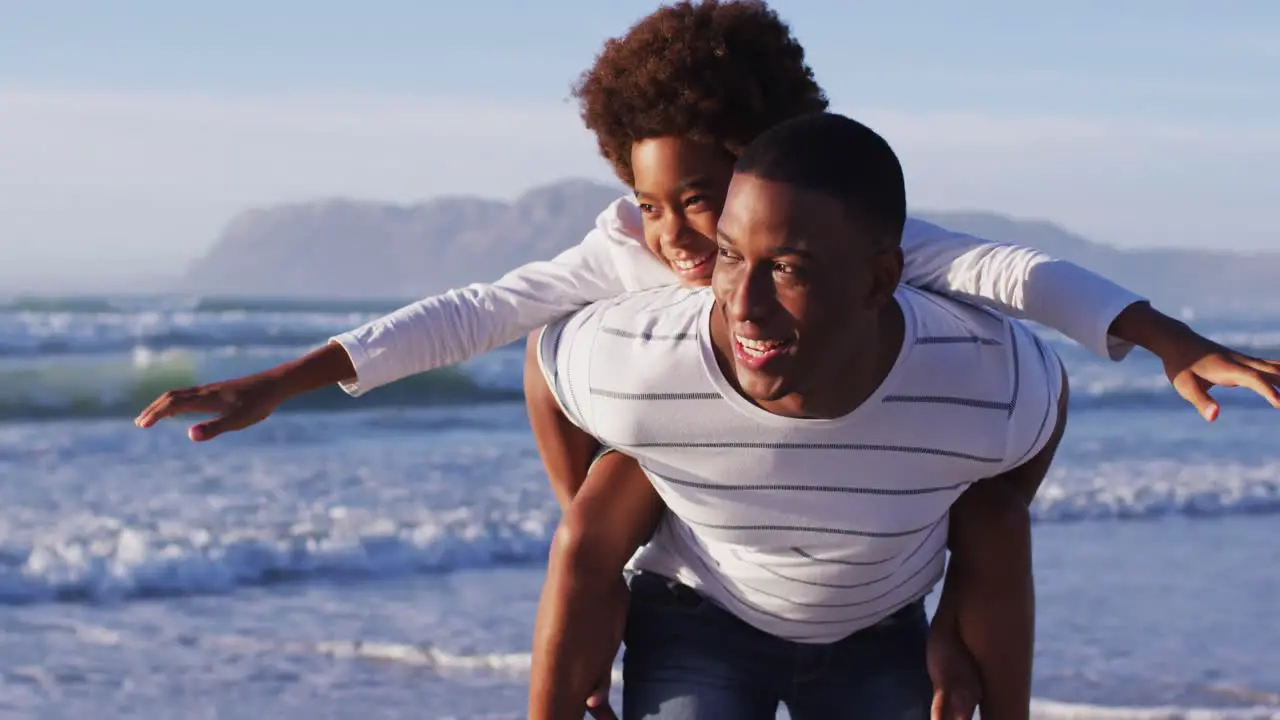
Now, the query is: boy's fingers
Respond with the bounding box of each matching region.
[931,689,948,720]
[587,703,618,720]
[1173,374,1218,422]
[586,672,615,718]
[931,685,978,720]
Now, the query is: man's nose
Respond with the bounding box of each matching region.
[724,265,775,325]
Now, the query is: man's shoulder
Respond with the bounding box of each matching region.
[897,285,1010,346]
[898,286,1053,359]
[537,285,713,432]
[892,286,1063,447]
[541,285,710,377]
[892,286,1053,404]
[573,285,711,335]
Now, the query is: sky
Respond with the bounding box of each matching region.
[2,0,1277,288]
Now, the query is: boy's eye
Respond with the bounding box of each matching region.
[638,203,656,213]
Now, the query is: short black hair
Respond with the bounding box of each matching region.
[734,112,906,246]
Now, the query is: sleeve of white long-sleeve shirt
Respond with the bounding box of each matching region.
[329,224,628,396]
[998,319,1067,474]
[534,301,607,435]
[899,216,1146,362]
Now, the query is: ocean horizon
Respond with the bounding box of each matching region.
[1,294,1277,718]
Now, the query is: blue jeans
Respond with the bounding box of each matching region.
[622,573,932,720]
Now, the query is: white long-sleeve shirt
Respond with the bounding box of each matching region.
[332,196,1144,396]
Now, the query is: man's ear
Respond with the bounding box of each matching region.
[869,246,904,307]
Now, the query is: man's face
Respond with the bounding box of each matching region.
[710,173,902,413]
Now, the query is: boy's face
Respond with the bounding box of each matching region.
[630,136,736,287]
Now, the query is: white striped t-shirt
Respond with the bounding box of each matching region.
[538,284,1064,644]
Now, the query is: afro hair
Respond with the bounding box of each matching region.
[572,0,829,186]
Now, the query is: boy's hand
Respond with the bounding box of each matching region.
[134,342,357,440]
[1163,339,1280,422]
[586,675,618,720]
[585,670,615,719]
[1108,302,1280,421]
[927,620,981,720]
[134,373,286,441]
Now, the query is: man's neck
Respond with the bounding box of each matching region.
[708,295,906,420]
[797,300,904,419]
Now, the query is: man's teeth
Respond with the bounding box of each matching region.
[672,253,713,271]
[736,335,789,356]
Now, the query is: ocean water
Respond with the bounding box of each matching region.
[0,295,1278,719]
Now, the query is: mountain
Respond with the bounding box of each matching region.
[183,179,1279,309]
[182,179,626,299]
[910,211,1280,311]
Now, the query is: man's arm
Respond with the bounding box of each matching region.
[529,451,666,720]
[931,315,1070,720]
[526,292,678,718]
[935,367,1069,720]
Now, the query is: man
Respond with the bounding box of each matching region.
[531,111,1068,719]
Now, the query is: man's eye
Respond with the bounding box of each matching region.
[638,203,656,214]
[773,263,808,284]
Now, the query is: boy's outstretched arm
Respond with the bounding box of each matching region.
[132,211,635,440]
[903,219,1280,419]
[529,451,665,720]
[133,341,356,441]
[934,367,1070,720]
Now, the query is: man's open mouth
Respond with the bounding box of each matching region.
[732,334,794,369]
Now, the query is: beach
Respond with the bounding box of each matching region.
[0,296,1277,718]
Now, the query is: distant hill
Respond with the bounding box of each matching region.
[910,211,1280,311]
[182,179,625,299]
[182,179,1280,309]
